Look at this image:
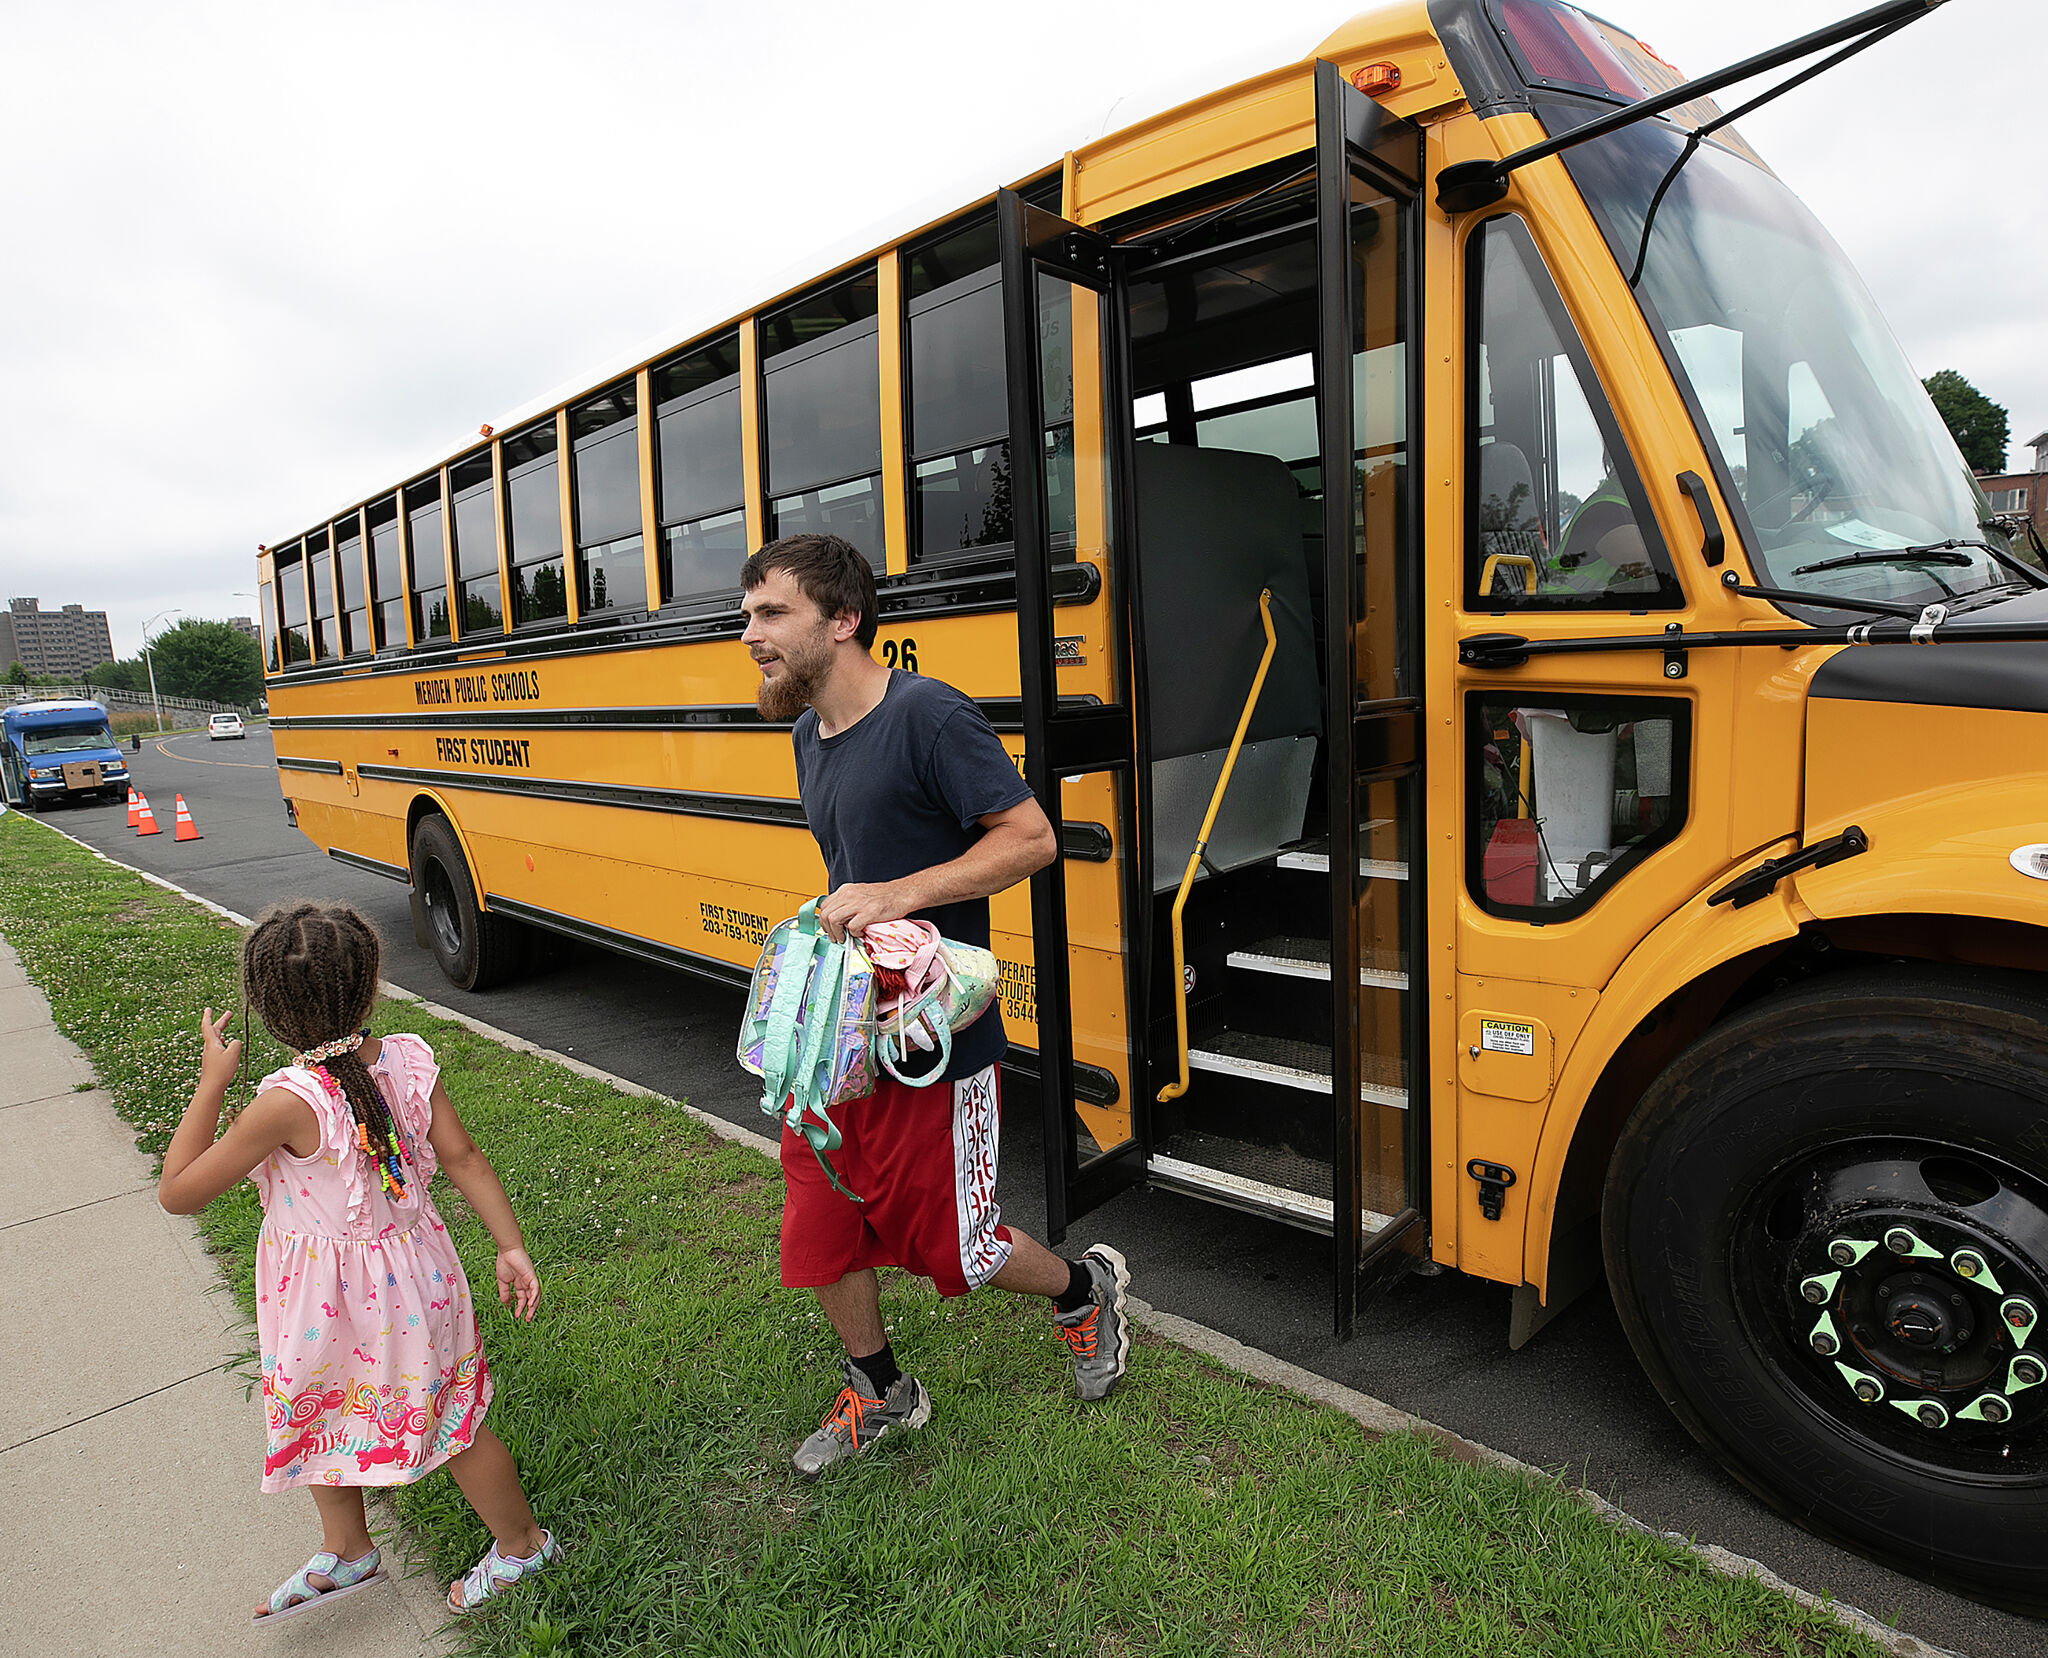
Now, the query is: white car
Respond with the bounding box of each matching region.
[209,712,246,741]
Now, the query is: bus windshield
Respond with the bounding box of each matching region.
[1565,120,2021,612]
[21,724,113,757]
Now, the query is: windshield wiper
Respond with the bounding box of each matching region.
[1796,538,2048,594]
[1794,545,1975,576]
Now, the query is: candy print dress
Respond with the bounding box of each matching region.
[251,1033,491,1492]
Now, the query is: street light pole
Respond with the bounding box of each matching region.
[141,609,181,734]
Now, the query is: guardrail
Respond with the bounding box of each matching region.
[1,684,260,719]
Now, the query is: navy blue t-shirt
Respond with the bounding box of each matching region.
[793,670,1033,1081]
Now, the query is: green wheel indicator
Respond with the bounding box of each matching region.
[1808,1310,1841,1356]
[1798,1271,1840,1305]
[1957,1393,2012,1424]
[1949,1248,2003,1294]
[2009,1353,2046,1395]
[2001,1298,2038,1349]
[1892,1396,1949,1429]
[1883,1226,1942,1260]
[1833,1361,1885,1403]
[1827,1236,1878,1267]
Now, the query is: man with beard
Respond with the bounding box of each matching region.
[738,532,1132,1477]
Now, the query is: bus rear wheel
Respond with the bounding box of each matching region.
[1603,967,2048,1615]
[408,813,525,993]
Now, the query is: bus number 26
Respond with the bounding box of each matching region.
[880,636,919,673]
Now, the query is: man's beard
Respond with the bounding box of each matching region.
[754,633,832,722]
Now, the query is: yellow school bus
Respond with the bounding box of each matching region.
[256,0,2048,1608]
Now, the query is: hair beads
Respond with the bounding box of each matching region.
[304,1063,411,1200]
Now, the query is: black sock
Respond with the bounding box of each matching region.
[850,1343,900,1396]
[1051,1258,1093,1316]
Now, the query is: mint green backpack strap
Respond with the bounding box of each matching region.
[758,900,824,1125]
[782,911,868,1205]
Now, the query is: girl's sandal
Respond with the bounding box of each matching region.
[251,1547,386,1624]
[447,1529,563,1614]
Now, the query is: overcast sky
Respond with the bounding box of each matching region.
[3,0,2040,660]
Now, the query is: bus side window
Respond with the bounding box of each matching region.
[1466,217,1681,611]
[905,211,1014,568]
[449,449,503,636]
[762,268,884,571]
[405,476,451,642]
[653,333,746,605]
[274,543,310,665]
[570,381,646,616]
[307,527,338,659]
[1469,694,1688,919]
[366,496,404,650]
[503,420,568,627]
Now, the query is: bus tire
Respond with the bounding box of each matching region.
[407,813,524,993]
[1603,966,2048,1615]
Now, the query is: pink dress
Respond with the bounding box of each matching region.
[251,1033,491,1492]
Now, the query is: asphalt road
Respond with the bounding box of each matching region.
[32,726,2044,1658]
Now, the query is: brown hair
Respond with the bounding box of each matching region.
[741,532,878,649]
[242,902,403,1172]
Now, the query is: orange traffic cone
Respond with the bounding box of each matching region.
[126,787,141,828]
[173,795,202,842]
[135,795,162,836]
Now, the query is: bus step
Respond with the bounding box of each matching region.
[1277,826,1406,881]
[1149,1139,1333,1234]
[1227,935,1408,989]
[1188,1029,1407,1108]
[1148,1132,1406,1236]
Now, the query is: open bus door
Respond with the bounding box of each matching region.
[999,189,1149,1241]
[1002,67,1427,1327]
[1314,61,1429,1328]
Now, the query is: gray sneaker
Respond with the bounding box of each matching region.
[1055,1244,1131,1401]
[792,1359,932,1478]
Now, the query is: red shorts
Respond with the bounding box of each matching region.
[779,1062,1012,1298]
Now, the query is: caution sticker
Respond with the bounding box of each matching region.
[1479,1018,1536,1057]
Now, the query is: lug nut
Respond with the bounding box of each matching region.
[1885,1227,1919,1256]
[1981,1395,2011,1424]
[2002,1297,2037,1331]
[1953,1249,1987,1280]
[1800,1277,1830,1305]
[1917,1402,1947,1428]
[1828,1238,1864,1267]
[2013,1354,2047,1387]
[1853,1377,1884,1404]
[1811,1329,1839,1356]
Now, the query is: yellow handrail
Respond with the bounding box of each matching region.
[1158,587,1277,1104]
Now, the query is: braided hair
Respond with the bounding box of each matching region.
[243,902,410,1196]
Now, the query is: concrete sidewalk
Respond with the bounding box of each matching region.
[0,934,457,1657]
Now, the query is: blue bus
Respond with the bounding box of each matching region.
[0,699,130,811]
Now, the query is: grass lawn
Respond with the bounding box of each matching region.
[0,812,1890,1658]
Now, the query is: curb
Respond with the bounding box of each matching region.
[13,814,1967,1658]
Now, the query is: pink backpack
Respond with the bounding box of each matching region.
[859,918,1001,1084]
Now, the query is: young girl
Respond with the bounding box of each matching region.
[158,900,561,1622]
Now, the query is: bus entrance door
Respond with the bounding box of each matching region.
[1313,62,1428,1328]
[999,189,1148,1240]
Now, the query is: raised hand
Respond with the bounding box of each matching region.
[198,1006,242,1095]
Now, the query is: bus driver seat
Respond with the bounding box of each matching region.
[1476,440,1544,599]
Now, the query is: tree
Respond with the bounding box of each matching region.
[3,661,27,685]
[148,618,263,705]
[85,658,149,693]
[1922,369,2009,474]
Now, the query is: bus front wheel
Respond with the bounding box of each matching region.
[1603,967,2048,1615]
[408,814,525,993]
